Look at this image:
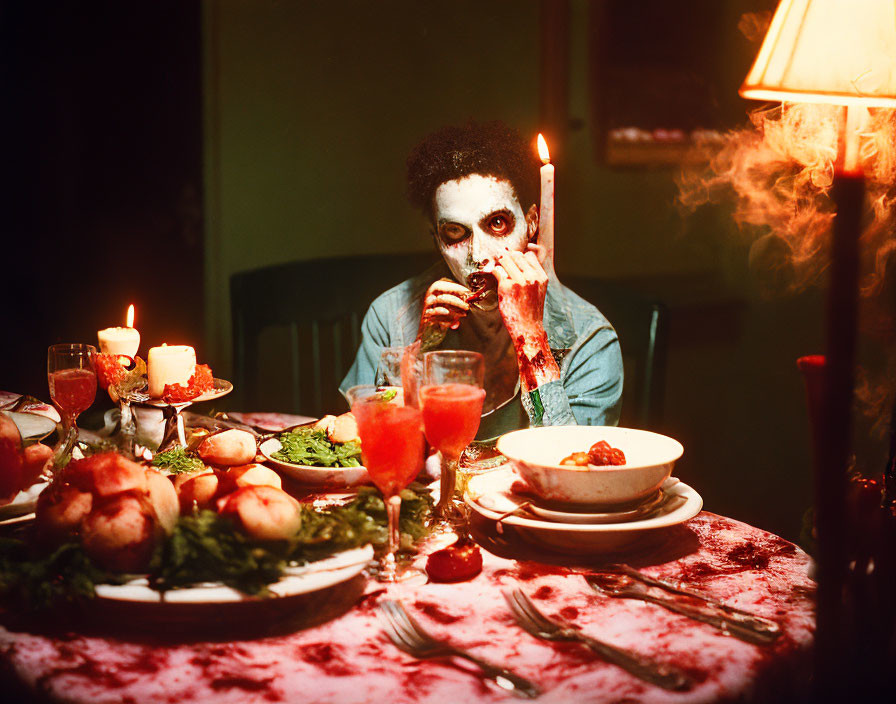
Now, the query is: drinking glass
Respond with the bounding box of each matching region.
[47,343,97,466]
[346,385,425,582]
[420,351,485,528]
[376,344,422,409]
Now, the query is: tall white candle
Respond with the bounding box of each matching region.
[98,304,140,358]
[536,133,555,269]
[147,344,196,397]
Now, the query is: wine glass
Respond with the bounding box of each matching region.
[376,344,422,408]
[420,351,485,529]
[47,343,97,467]
[346,385,425,582]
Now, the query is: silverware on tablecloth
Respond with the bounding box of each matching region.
[503,589,692,692]
[379,599,541,699]
[584,566,782,645]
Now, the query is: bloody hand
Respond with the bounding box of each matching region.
[416,278,473,350]
[494,249,561,391]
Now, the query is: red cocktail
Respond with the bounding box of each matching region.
[421,351,485,528]
[420,383,485,458]
[347,385,424,582]
[352,398,424,497]
[48,369,97,416]
[47,343,97,471]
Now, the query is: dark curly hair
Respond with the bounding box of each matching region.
[406,120,540,221]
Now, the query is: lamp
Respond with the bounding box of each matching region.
[739,0,896,698]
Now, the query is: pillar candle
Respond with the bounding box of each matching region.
[147,344,196,397]
[97,327,140,358]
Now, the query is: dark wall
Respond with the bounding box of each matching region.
[1,1,204,398]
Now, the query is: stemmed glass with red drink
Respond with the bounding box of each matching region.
[346,384,425,582]
[420,350,485,528]
[47,343,97,467]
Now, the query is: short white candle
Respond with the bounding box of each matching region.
[147,344,196,397]
[97,327,140,358]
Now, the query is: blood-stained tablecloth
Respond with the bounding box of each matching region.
[0,512,814,704]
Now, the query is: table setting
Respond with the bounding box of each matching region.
[0,320,817,704]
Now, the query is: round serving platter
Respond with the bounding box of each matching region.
[94,544,373,604]
[465,467,702,553]
[143,378,233,408]
[259,437,370,487]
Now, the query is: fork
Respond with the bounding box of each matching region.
[379,599,541,699]
[504,589,692,692]
[585,572,781,645]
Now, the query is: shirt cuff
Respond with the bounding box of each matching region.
[521,379,577,426]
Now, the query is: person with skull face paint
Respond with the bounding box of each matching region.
[341,121,622,440]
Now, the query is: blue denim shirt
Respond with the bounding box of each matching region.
[340,262,623,438]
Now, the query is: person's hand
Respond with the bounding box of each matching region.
[494,250,560,392]
[494,250,548,340]
[417,278,471,335]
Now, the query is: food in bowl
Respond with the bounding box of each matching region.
[496,426,683,506]
[560,440,626,467]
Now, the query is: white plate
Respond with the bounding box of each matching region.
[526,479,679,524]
[0,480,48,520]
[260,437,370,487]
[94,544,373,604]
[9,411,56,441]
[465,467,702,553]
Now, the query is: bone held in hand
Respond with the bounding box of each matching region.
[466,271,497,302]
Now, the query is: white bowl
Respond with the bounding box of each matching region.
[496,426,683,506]
[259,437,370,487]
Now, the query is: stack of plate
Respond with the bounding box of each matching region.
[464,468,702,553]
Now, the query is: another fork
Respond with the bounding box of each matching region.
[585,571,781,645]
[504,589,692,692]
[379,599,541,699]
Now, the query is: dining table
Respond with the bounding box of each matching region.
[0,409,815,704]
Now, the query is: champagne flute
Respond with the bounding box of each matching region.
[47,343,97,467]
[346,385,425,582]
[420,351,485,529]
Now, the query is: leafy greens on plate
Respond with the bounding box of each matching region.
[273,428,362,467]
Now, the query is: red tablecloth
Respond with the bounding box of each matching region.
[0,511,814,704]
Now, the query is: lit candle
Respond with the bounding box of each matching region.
[536,133,554,269]
[97,304,140,358]
[147,344,196,397]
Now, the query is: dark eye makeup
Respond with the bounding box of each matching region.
[438,222,471,243]
[482,209,515,237]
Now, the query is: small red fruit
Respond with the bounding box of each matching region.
[426,537,483,582]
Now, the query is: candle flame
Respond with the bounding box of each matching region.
[537,133,551,164]
[126,304,135,328]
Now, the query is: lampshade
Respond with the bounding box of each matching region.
[740,0,896,107]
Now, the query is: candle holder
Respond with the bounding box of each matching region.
[147,378,233,453]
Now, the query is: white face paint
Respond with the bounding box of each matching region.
[433,175,533,292]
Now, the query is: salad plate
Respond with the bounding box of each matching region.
[0,480,48,521]
[93,544,373,604]
[465,467,702,553]
[260,437,370,487]
[9,411,57,441]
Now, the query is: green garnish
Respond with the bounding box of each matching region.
[272,428,361,467]
[0,485,433,607]
[379,388,398,402]
[0,539,116,611]
[152,446,206,474]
